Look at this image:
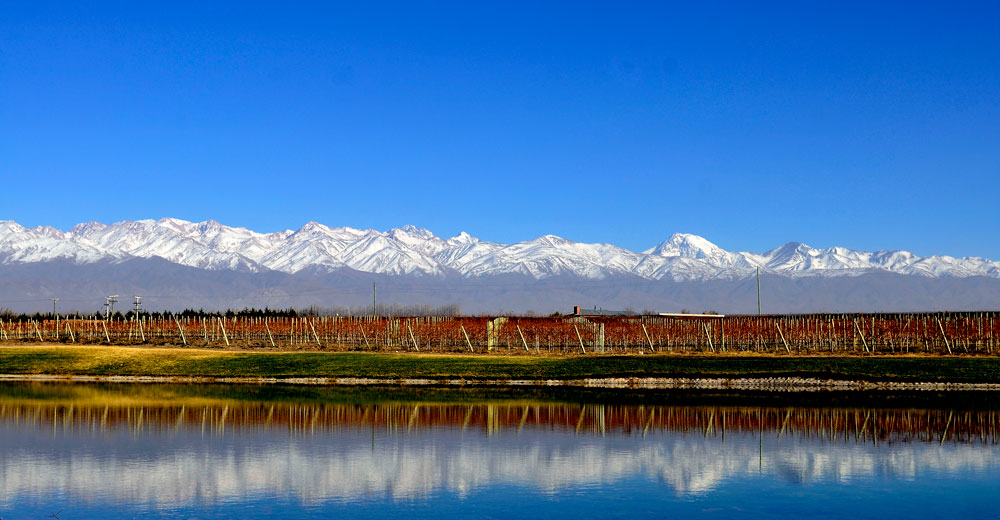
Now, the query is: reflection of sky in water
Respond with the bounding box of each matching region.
[2,420,999,516]
[1,389,999,519]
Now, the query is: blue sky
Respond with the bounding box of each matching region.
[2,2,998,258]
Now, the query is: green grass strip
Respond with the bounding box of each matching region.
[2,346,1000,383]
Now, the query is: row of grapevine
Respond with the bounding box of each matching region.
[1,312,997,355]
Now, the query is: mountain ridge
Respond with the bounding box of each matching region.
[1,218,998,281]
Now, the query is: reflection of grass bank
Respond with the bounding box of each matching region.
[4,383,998,442]
[2,345,1000,383]
[3,381,1000,411]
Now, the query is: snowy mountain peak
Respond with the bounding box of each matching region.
[0,220,27,234]
[390,225,437,240]
[647,233,728,260]
[197,219,225,231]
[69,221,106,235]
[446,231,479,246]
[296,221,333,234]
[0,218,997,281]
[155,217,193,232]
[529,234,574,247]
[766,241,812,259]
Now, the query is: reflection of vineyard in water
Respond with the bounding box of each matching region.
[2,312,999,354]
[3,400,998,444]
[3,386,1000,506]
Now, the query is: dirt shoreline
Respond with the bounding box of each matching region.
[2,373,999,391]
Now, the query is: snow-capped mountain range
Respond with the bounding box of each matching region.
[1,218,997,281]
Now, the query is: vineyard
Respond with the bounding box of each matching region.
[1,312,998,355]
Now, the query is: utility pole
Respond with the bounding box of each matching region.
[756,266,761,316]
[133,296,142,316]
[51,298,59,340]
[106,295,119,319]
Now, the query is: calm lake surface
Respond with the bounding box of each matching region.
[1,384,998,519]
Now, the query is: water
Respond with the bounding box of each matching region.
[1,384,998,519]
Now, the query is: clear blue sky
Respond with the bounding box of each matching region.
[2,2,998,258]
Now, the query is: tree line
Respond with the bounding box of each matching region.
[0,303,463,321]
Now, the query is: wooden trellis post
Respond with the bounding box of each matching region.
[573,324,586,354]
[407,324,420,351]
[936,317,952,355]
[264,320,276,348]
[641,323,654,353]
[216,317,231,347]
[516,325,529,352]
[309,320,322,347]
[220,317,231,347]
[461,325,473,352]
[703,322,716,352]
[721,320,726,351]
[853,319,869,353]
[776,323,790,354]
[175,318,187,346]
[359,325,371,349]
[32,320,43,341]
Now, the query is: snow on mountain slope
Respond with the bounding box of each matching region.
[69,218,266,272]
[646,233,728,260]
[453,235,644,279]
[0,221,114,264]
[0,219,997,281]
[645,233,759,274]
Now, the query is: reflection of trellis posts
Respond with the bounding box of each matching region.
[0,398,997,444]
